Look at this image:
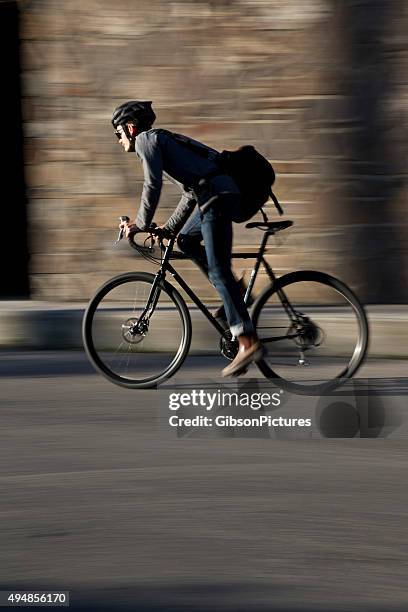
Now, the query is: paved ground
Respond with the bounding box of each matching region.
[1,351,408,610]
[1,303,407,359]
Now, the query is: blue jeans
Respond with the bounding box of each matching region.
[177,194,254,337]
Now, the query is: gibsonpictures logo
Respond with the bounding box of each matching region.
[168,389,312,432]
[166,388,312,430]
[161,377,404,439]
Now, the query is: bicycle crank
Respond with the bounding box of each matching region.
[220,330,239,361]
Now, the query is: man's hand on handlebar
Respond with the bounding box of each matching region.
[156,225,173,239]
[116,216,174,245]
[119,219,141,238]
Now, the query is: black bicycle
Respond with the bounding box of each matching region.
[82,209,369,393]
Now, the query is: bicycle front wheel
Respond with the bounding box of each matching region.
[82,272,192,389]
[252,271,369,394]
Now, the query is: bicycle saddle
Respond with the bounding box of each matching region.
[245,220,293,231]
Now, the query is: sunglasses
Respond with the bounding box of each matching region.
[114,130,122,140]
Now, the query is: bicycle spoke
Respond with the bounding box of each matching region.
[83,273,191,388]
[253,272,368,392]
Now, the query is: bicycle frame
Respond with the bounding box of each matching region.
[136,227,297,341]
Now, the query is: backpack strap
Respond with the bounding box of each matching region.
[157,128,216,160]
[270,190,283,215]
[157,128,223,184]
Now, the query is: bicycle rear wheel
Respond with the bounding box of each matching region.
[82,272,191,389]
[252,271,369,394]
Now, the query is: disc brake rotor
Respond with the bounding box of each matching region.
[122,317,148,344]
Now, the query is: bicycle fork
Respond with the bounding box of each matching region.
[127,238,176,338]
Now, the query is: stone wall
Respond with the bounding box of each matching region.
[19,0,408,302]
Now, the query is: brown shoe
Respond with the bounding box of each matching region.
[221,341,264,377]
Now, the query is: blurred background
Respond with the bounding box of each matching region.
[1,0,407,303]
[1,4,408,608]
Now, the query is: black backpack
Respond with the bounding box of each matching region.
[215,145,279,222]
[159,129,282,222]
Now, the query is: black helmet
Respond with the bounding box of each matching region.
[111,100,156,130]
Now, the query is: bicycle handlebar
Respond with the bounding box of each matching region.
[116,216,175,246]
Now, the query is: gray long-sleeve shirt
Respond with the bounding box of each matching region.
[134,128,239,233]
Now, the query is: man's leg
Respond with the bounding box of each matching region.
[201,203,252,336]
[178,206,250,324]
[200,198,263,376]
[177,207,208,275]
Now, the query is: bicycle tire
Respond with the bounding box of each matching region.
[82,271,192,389]
[252,270,369,394]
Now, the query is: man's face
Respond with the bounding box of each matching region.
[115,123,136,152]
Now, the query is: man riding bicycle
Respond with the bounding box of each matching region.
[112,100,263,377]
